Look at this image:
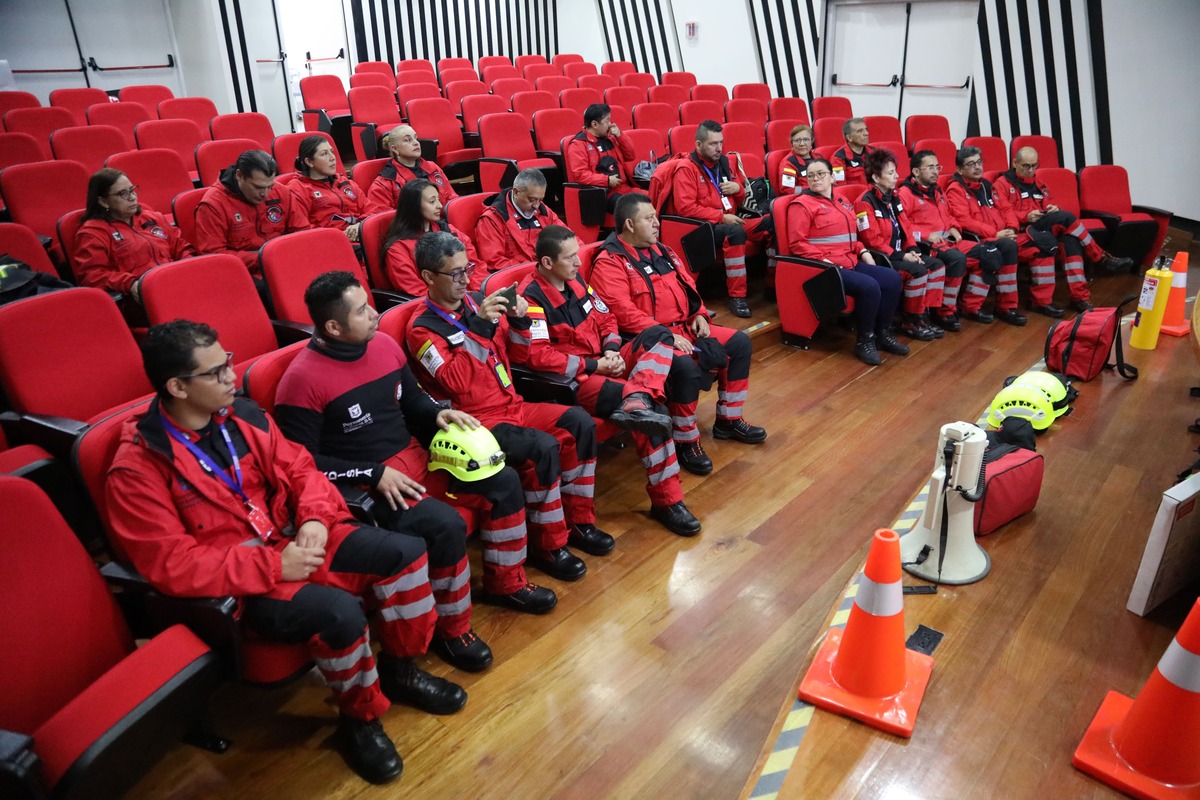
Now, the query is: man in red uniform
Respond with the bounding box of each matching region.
[194,150,309,276]
[831,117,876,187]
[517,225,701,536]
[993,146,1133,316]
[661,120,774,319]
[105,320,468,785]
[590,193,767,476]
[406,231,613,581]
[474,168,564,270]
[365,125,457,214]
[564,103,637,210]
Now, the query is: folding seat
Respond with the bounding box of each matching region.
[462,93,511,143]
[398,58,436,76]
[863,115,904,146]
[0,160,89,264]
[171,187,208,247]
[439,67,480,88]
[350,157,392,196]
[347,86,402,160]
[0,132,47,172]
[491,77,535,103]
[668,124,700,155]
[812,117,846,148]
[771,194,852,348]
[605,86,645,110]
[242,339,317,415]
[768,97,810,124]
[349,72,395,91]
[679,100,723,126]
[622,72,657,93]
[722,121,766,156]
[560,87,603,116]
[406,97,483,167]
[733,83,771,105]
[523,63,561,82]
[562,62,598,81]
[210,111,275,150]
[607,104,632,132]
[535,75,574,96]
[54,208,88,285]
[911,139,958,176]
[647,83,688,107]
[812,96,853,120]
[601,61,637,79]
[443,79,490,110]
[1011,134,1060,168]
[359,209,400,293]
[724,98,768,130]
[195,138,260,186]
[962,135,1008,173]
[481,64,522,84]
[356,60,396,79]
[273,130,341,175]
[445,193,490,244]
[872,141,908,161]
[621,127,666,163]
[532,108,580,153]
[49,87,110,126]
[766,119,804,152]
[396,68,438,87]
[259,228,378,325]
[0,90,40,118]
[516,54,550,71]
[632,102,677,139]
[0,287,153,453]
[118,84,174,115]
[398,80,444,114]
[0,222,59,274]
[512,90,557,120]
[3,106,76,160]
[159,97,219,143]
[477,112,560,194]
[905,114,951,147]
[690,84,729,105]
[438,57,474,75]
[765,149,790,196]
[578,74,618,93]
[661,71,698,91]
[1079,164,1168,267]
[48,125,125,174]
[135,118,204,182]
[0,476,221,800]
[299,74,350,134]
[552,54,584,67]
[86,102,151,150]
[1036,167,1108,243]
[478,55,513,72]
[106,149,193,220]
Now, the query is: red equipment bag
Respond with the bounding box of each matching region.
[973,447,1045,536]
[1043,295,1138,381]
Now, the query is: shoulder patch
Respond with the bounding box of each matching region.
[416,340,444,375]
[529,319,550,340]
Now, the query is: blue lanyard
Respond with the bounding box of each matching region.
[424,296,512,389]
[700,162,723,193]
[161,412,248,503]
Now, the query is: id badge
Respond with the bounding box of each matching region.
[245,502,276,541]
[495,362,512,388]
[721,194,733,212]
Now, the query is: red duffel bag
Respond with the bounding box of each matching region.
[973,447,1045,536]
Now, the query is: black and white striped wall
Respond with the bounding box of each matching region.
[593,0,681,77]
[747,0,823,104]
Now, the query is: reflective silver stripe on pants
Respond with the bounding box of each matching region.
[322,666,379,694]
[374,561,430,601]
[484,546,528,566]
[482,523,526,543]
[648,460,680,484]
[379,594,436,621]
[528,506,565,524]
[630,359,671,378]
[316,640,372,673]
[435,596,472,617]
[430,570,470,593]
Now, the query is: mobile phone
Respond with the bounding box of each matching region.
[498,283,518,306]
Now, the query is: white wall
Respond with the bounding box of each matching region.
[671,0,760,87]
[1104,0,1200,221]
[554,0,608,64]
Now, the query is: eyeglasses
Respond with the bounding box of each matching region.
[961,159,984,168]
[1016,162,1038,170]
[807,171,832,179]
[921,164,942,171]
[108,185,139,200]
[178,352,235,382]
[792,137,813,144]
[432,263,476,282]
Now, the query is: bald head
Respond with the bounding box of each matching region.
[1012,146,1039,178]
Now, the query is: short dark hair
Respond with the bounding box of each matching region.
[696,119,722,143]
[295,135,331,173]
[910,150,936,170]
[415,230,465,274]
[235,149,278,178]
[304,270,362,331]
[583,103,611,128]
[141,320,218,398]
[807,156,833,174]
[536,225,576,263]
[614,192,652,232]
[863,148,898,183]
[956,145,982,168]
[83,168,128,221]
[842,117,865,139]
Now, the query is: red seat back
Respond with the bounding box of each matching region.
[724,98,768,129]
[669,124,699,155]
[242,340,309,416]
[478,56,513,72]
[437,57,473,75]
[722,122,765,156]
[479,112,538,161]
[172,187,209,247]
[0,160,89,243]
[621,128,666,163]
[832,184,864,206]
[601,60,635,77]
[352,72,397,90]
[158,98,219,142]
[608,104,632,132]
[1011,134,1060,169]
[397,81,443,113]
[605,86,645,110]
[0,132,45,172]
[562,62,598,81]
[360,210,396,290]
[863,115,904,145]
[1079,165,1134,215]
[491,78,534,103]
[462,94,511,133]
[962,136,1008,174]
[768,97,810,124]
[812,118,846,149]
[106,148,193,218]
[532,108,579,151]
[195,137,260,186]
[733,83,772,104]
[691,84,729,104]
[445,193,489,240]
[376,297,425,356]
[622,73,657,92]
[535,75,574,96]
[439,67,480,88]
[661,71,698,90]
[357,60,397,78]
[210,112,275,150]
[86,102,152,149]
[680,100,723,126]
[647,84,688,107]
[632,102,677,139]
[552,54,584,67]
[351,157,391,195]
[444,80,490,109]
[49,88,110,126]
[560,87,603,115]
[50,125,128,174]
[812,96,853,120]
[523,63,561,82]
[348,86,402,128]
[0,222,60,276]
[1037,167,1083,217]
[0,91,41,117]
[134,118,205,177]
[911,139,958,175]
[578,74,618,93]
[3,107,76,160]
[56,208,87,280]
[766,120,807,152]
[516,54,549,71]
[481,64,521,84]
[905,114,951,147]
[406,98,471,155]
[119,84,175,114]
[399,59,436,75]
[260,228,373,324]
[300,75,350,117]
[512,90,557,120]
[272,130,342,174]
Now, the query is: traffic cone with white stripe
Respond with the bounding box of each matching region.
[1159,252,1191,337]
[1073,597,1200,798]
[798,528,934,737]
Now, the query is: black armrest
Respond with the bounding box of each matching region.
[462,131,481,149]
[511,365,579,405]
[775,253,835,270]
[564,183,608,227]
[959,230,981,242]
[271,320,314,345]
[536,150,566,173]
[0,729,44,800]
[1132,204,1173,219]
[37,234,52,249]
[349,121,379,160]
[418,138,439,162]
[369,288,415,311]
[337,484,377,523]
[300,109,333,134]
[0,410,87,460]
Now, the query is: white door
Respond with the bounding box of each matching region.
[896,1,976,140]
[230,0,296,136]
[70,0,184,97]
[826,2,908,119]
[0,1,93,101]
[277,0,352,131]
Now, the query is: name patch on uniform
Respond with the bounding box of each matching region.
[529,319,549,340]
[781,173,796,189]
[833,167,846,182]
[266,206,284,224]
[417,340,444,374]
[447,331,466,345]
[111,231,123,241]
[856,211,870,231]
[233,213,243,222]
[582,299,593,313]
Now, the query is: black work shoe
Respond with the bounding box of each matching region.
[1029,303,1065,318]
[962,309,994,324]
[1071,299,1093,312]
[854,333,881,366]
[334,716,403,785]
[899,315,938,341]
[1098,252,1134,273]
[431,630,493,673]
[609,392,672,438]
[922,313,946,338]
[676,440,714,475]
[378,656,467,715]
[994,308,1028,326]
[876,330,910,356]
[728,296,752,318]
[478,582,558,615]
[527,546,587,581]
[713,418,767,444]
[932,313,961,332]
[649,501,702,536]
[568,523,615,556]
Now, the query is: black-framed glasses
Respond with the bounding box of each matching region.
[807,170,832,180]
[432,263,476,282]
[961,159,984,168]
[108,185,139,200]
[178,352,235,382]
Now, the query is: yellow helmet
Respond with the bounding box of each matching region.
[428,425,506,482]
[987,384,1054,431]
[1008,371,1074,420]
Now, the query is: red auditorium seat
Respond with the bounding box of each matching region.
[560,87,603,115]
[601,61,636,79]
[733,83,772,104]
[478,55,513,72]
[661,71,697,91]
[119,84,174,114]
[769,97,810,124]
[405,97,483,166]
[171,187,208,247]
[210,112,275,150]
[512,90,558,119]
[259,228,376,325]
[159,97,219,142]
[905,114,951,147]
[863,115,904,146]
[3,107,76,160]
[49,87,110,126]
[299,75,351,133]
[812,118,846,149]
[516,54,550,71]
[490,78,535,102]
[86,102,152,149]
[668,124,700,155]
[647,84,688,107]
[680,101,723,126]
[273,130,341,175]
[577,74,618,93]
[462,94,511,140]
[532,108,579,152]
[0,90,41,117]
[1010,135,1060,169]
[397,81,442,114]
[562,62,598,81]
[347,86,403,160]
[523,63,561,82]
[49,125,127,174]
[357,60,397,79]
[605,86,645,111]
[437,57,473,75]
[105,149,193,220]
[771,194,852,349]
[439,67,480,89]
[481,64,521,84]
[0,160,89,264]
[535,75,574,96]
[725,98,768,130]
[621,73,657,93]
[135,118,204,182]
[195,138,260,186]
[443,79,490,110]
[962,136,1009,173]
[552,54,584,67]
[691,84,730,105]
[359,209,399,293]
[812,96,853,121]
[477,112,559,193]
[1079,164,1170,267]
[632,102,677,139]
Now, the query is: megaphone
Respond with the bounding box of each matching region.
[900,421,990,585]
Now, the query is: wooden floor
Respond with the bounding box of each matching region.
[124,255,1199,800]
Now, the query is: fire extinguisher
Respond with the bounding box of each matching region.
[1129,256,1174,350]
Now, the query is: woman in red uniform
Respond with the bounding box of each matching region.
[288,135,367,243]
[776,123,815,194]
[785,157,906,366]
[379,179,481,295]
[74,168,195,304]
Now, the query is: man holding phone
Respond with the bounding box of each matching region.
[565,103,638,210]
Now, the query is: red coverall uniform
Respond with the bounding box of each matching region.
[896,177,988,319]
[474,190,564,271]
[384,221,482,295]
[105,397,436,722]
[74,208,195,293]
[993,169,1099,305]
[777,153,814,194]
[195,170,309,274]
[589,234,754,445]
[516,270,684,508]
[939,174,1024,314]
[564,129,637,206]
[288,173,368,231]
[855,186,945,316]
[406,295,597,553]
[664,152,774,300]
[365,158,457,215]
[831,144,877,187]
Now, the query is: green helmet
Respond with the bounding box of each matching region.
[1007,371,1074,420]
[987,384,1054,431]
[428,425,506,482]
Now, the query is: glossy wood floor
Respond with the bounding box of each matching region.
[124,254,1198,800]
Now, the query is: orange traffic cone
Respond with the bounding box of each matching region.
[1073,597,1200,798]
[1159,252,1191,337]
[798,528,934,737]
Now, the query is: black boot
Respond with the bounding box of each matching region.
[876,330,911,356]
[377,655,467,715]
[333,716,403,784]
[854,332,881,366]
